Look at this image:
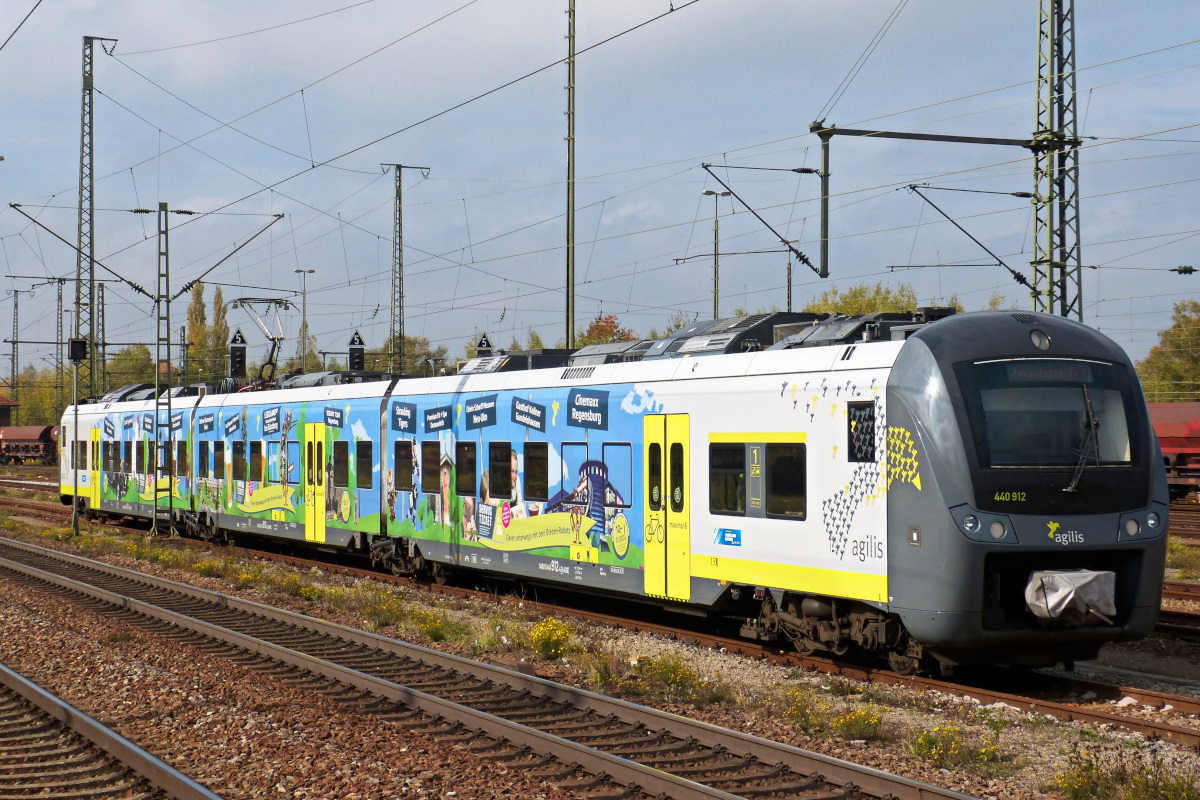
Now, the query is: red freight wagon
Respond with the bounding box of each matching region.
[1149,402,1200,500]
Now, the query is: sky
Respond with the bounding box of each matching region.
[0,0,1197,377]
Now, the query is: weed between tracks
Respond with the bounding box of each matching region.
[1167,538,1200,580]
[9,508,1200,796]
[1051,742,1200,800]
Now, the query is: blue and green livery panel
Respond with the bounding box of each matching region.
[383,384,649,597]
[90,381,661,598]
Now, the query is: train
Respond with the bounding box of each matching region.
[1148,402,1200,501]
[58,310,1168,673]
[0,425,58,465]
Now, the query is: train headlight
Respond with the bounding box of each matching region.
[1147,512,1160,530]
[1125,518,1140,536]
[989,521,1006,539]
[1030,329,1051,350]
[963,515,980,533]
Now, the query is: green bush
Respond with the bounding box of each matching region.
[829,703,886,740]
[529,618,573,660]
[907,724,1001,769]
[781,686,824,732]
[1052,746,1200,800]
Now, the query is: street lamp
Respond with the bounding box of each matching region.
[702,189,732,319]
[294,269,316,370]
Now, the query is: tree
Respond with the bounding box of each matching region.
[286,319,321,374]
[107,345,156,386]
[802,282,963,315]
[576,313,636,347]
[1137,299,1200,402]
[804,283,919,315]
[508,335,522,352]
[647,310,692,340]
[204,285,231,378]
[526,328,544,350]
[357,333,450,375]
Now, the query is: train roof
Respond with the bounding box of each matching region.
[65,310,975,421]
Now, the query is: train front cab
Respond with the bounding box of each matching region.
[885,312,1168,669]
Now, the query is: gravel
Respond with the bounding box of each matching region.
[9,522,1200,799]
[0,577,577,800]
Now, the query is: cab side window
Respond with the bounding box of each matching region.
[709,444,745,515]
[765,443,806,519]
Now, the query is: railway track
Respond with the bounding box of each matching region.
[8,494,1200,751]
[0,535,977,800]
[0,659,222,799]
[1170,502,1200,545]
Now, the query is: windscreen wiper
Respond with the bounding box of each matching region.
[1064,385,1100,493]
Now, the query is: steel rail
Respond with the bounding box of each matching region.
[0,550,743,800]
[7,500,1200,752]
[0,661,225,800]
[0,535,978,800]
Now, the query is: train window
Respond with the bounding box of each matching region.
[286,442,300,484]
[561,443,587,503]
[648,443,662,511]
[267,441,280,483]
[316,442,324,487]
[765,443,806,519]
[357,441,373,489]
[456,442,476,495]
[214,441,225,479]
[488,442,511,500]
[709,444,746,516]
[198,441,209,479]
[148,441,157,475]
[955,359,1133,468]
[306,442,313,486]
[669,443,685,513]
[421,441,440,493]
[394,441,414,491]
[524,443,549,502]
[136,440,146,474]
[101,442,111,472]
[123,441,132,473]
[333,440,349,487]
[601,443,632,508]
[847,402,876,463]
[177,442,188,477]
[160,443,173,477]
[251,441,264,482]
[233,442,247,482]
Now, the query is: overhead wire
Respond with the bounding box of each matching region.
[118,0,380,56]
[816,0,910,121]
[0,0,42,56]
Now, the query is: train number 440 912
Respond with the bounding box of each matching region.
[994,491,1027,502]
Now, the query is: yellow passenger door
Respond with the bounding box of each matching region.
[90,428,101,508]
[304,422,327,544]
[643,414,691,601]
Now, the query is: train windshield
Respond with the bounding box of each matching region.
[955,358,1132,468]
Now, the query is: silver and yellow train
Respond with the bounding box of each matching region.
[61,310,1167,672]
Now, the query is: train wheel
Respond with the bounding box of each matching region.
[430,563,448,585]
[887,650,919,675]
